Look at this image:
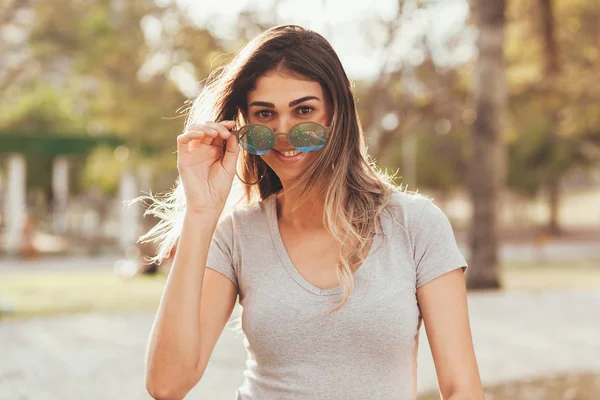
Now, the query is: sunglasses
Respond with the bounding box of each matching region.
[229,121,331,155]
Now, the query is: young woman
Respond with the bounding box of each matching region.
[144,24,483,400]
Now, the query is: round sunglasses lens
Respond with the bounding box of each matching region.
[289,122,327,152]
[239,125,275,155]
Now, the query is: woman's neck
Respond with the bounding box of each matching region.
[275,188,326,230]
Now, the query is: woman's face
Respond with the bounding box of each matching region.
[245,69,332,185]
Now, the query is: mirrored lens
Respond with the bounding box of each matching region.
[289,122,328,152]
[239,125,275,155]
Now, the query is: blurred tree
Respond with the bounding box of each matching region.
[0,81,89,133]
[466,0,506,290]
[0,0,32,92]
[379,120,469,194]
[505,0,600,232]
[0,0,227,194]
[356,0,600,212]
[538,0,561,235]
[4,0,598,230]
[351,1,474,196]
[373,56,471,196]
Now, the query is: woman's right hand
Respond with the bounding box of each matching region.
[176,120,240,214]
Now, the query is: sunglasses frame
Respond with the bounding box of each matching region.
[230,121,333,155]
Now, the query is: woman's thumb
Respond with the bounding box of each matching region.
[222,134,240,176]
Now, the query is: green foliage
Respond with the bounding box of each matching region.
[416,127,469,191]
[1,0,598,200]
[507,120,594,197]
[505,0,600,196]
[378,125,469,192]
[0,0,228,194]
[0,82,88,133]
[79,146,125,196]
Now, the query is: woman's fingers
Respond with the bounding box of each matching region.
[206,121,235,140]
[219,120,237,129]
[177,121,237,153]
[178,127,219,150]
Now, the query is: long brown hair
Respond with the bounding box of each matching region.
[141,25,398,313]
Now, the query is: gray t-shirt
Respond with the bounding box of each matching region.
[206,190,467,400]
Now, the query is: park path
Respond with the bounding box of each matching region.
[1,289,599,399]
[2,234,600,276]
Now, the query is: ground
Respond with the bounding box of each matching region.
[1,233,599,399]
[1,280,599,399]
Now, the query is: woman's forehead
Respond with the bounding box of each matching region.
[248,71,324,105]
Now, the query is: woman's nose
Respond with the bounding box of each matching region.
[273,122,293,142]
[273,118,293,135]
[274,132,289,143]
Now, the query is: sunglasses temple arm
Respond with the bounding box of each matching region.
[222,130,241,154]
[229,129,242,140]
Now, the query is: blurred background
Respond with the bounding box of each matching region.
[1,0,599,399]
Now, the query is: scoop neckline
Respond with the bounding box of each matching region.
[266,193,381,296]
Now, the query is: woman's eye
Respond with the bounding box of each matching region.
[255,110,273,119]
[297,106,314,115]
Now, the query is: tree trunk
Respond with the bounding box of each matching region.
[466,0,506,290]
[547,176,561,235]
[537,0,562,235]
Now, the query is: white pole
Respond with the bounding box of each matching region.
[51,156,69,234]
[119,169,139,251]
[4,154,26,256]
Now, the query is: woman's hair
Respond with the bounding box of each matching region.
[141,24,400,313]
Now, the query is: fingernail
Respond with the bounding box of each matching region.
[209,129,218,134]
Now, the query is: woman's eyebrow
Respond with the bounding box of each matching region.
[248,96,321,108]
[289,96,320,107]
[248,101,275,108]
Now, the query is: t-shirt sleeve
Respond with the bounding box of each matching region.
[206,214,238,288]
[411,198,467,288]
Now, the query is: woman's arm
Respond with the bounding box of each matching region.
[416,268,484,400]
[145,211,238,400]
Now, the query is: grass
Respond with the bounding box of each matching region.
[419,372,600,400]
[0,260,598,319]
[501,260,600,291]
[0,269,167,319]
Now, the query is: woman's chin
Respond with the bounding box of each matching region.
[263,152,314,182]
[273,168,303,185]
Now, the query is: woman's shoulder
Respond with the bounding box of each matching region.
[384,188,449,230]
[221,193,274,225]
[386,188,433,214]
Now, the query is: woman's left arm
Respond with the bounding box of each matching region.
[417,268,484,400]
